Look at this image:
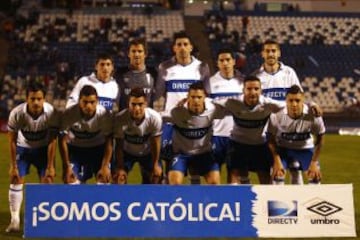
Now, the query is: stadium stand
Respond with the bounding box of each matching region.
[0,1,359,129]
[0,3,184,114]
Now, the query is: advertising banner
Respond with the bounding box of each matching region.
[24,184,356,238]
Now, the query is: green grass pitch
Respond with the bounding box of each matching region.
[0,133,358,240]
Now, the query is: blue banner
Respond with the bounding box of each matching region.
[25,185,257,238]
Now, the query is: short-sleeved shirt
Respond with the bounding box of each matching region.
[113,108,162,157]
[207,70,244,137]
[117,66,157,109]
[267,105,326,149]
[155,56,210,111]
[66,73,120,111]
[8,102,59,148]
[61,104,113,147]
[166,100,224,155]
[254,62,302,101]
[215,95,284,145]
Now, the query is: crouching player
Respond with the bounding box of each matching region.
[113,88,163,184]
[267,85,325,184]
[164,82,223,185]
[6,82,59,232]
[59,85,113,184]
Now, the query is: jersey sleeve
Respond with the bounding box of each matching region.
[66,77,85,108]
[263,96,286,112]
[7,107,20,132]
[312,117,326,135]
[150,111,163,137]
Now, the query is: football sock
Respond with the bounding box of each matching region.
[290,170,304,184]
[9,184,23,223]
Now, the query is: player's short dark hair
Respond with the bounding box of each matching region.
[79,85,98,98]
[172,31,193,46]
[128,37,148,54]
[26,81,46,97]
[188,81,208,95]
[262,39,280,50]
[244,75,261,84]
[216,48,235,59]
[96,52,114,64]
[286,85,303,96]
[129,87,146,99]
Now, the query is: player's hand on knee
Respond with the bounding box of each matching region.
[307,162,321,182]
[271,164,285,180]
[96,167,111,183]
[42,167,56,183]
[63,168,78,184]
[151,165,163,184]
[113,169,127,184]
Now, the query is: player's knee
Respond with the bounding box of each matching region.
[289,160,301,171]
[168,171,183,185]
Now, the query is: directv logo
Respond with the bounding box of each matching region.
[267,201,298,224]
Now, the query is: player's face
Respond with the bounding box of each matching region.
[129,96,147,121]
[286,93,304,118]
[261,44,281,66]
[217,53,235,76]
[26,90,45,116]
[79,95,98,118]
[128,44,146,69]
[173,38,193,63]
[187,89,206,114]
[95,58,114,82]
[243,80,262,106]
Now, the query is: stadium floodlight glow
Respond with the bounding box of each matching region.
[188,0,193,4]
[203,0,208,4]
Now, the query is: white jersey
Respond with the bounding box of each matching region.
[61,104,112,147]
[66,73,120,111]
[208,70,243,137]
[113,108,162,157]
[267,105,326,149]
[155,56,210,111]
[254,62,302,101]
[166,99,223,155]
[7,102,59,148]
[215,95,284,145]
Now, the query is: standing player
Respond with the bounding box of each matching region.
[6,82,59,232]
[113,88,162,184]
[117,38,157,109]
[154,31,210,184]
[66,52,120,112]
[59,85,113,184]
[215,76,284,184]
[206,48,244,182]
[253,39,304,184]
[164,82,222,185]
[267,85,325,185]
